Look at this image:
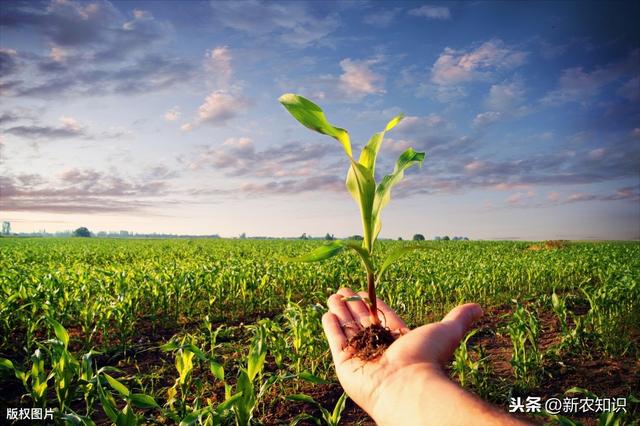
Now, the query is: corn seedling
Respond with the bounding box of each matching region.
[0,350,49,408]
[231,322,275,426]
[551,292,588,353]
[98,372,160,426]
[507,305,542,391]
[162,338,210,418]
[279,94,425,356]
[287,392,348,426]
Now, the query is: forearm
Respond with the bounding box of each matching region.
[370,364,530,426]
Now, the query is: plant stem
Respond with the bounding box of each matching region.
[367,270,380,326]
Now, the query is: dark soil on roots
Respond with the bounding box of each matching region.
[347,323,395,361]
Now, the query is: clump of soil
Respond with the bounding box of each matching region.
[347,324,395,361]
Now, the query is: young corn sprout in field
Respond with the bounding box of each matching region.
[278,94,425,358]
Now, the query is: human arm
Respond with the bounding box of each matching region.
[322,287,531,426]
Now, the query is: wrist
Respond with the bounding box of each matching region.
[369,363,446,425]
[369,363,524,426]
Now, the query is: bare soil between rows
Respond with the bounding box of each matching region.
[1,305,638,425]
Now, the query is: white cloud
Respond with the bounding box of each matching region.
[123,8,154,31]
[163,106,180,122]
[209,0,338,47]
[408,5,451,20]
[464,160,486,172]
[206,46,232,86]
[542,50,639,105]
[431,39,527,85]
[182,90,246,130]
[363,8,401,27]
[472,111,502,127]
[49,46,69,63]
[397,114,445,133]
[487,80,525,111]
[505,190,535,206]
[338,58,385,98]
[588,148,606,159]
[59,116,83,132]
[547,191,561,201]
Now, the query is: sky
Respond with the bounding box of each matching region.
[0,0,639,240]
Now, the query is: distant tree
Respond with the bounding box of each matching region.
[412,234,425,241]
[300,233,308,240]
[398,237,403,241]
[73,227,91,237]
[349,235,363,240]
[239,232,247,239]
[442,235,450,241]
[324,233,335,240]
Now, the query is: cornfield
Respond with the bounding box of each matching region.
[0,238,638,425]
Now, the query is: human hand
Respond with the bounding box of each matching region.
[322,287,526,426]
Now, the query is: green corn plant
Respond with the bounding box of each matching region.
[283,302,325,375]
[551,291,587,352]
[162,338,210,418]
[287,392,348,426]
[98,372,160,426]
[0,350,49,408]
[231,323,270,426]
[46,317,81,412]
[279,93,425,326]
[452,329,479,387]
[507,304,542,391]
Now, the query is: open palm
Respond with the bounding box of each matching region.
[322,287,484,419]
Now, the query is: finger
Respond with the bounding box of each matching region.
[339,287,372,328]
[441,303,483,330]
[357,291,409,333]
[327,293,360,338]
[439,303,484,350]
[322,312,350,363]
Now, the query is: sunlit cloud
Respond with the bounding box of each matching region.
[408,5,451,20]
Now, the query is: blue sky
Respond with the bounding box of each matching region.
[1,0,638,239]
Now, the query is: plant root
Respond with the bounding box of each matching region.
[347,323,395,361]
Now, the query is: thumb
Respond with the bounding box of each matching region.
[435,303,484,363]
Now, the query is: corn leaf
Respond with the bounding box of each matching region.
[0,357,14,371]
[342,240,374,273]
[209,360,224,381]
[345,160,376,252]
[298,371,331,385]
[330,392,348,424]
[183,344,207,361]
[280,241,344,262]
[286,394,317,405]
[372,148,425,241]
[358,114,404,174]
[49,318,69,349]
[278,94,352,157]
[104,373,130,397]
[97,382,119,423]
[217,392,243,412]
[130,393,159,409]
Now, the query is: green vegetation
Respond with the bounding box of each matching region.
[0,238,639,424]
[278,93,425,326]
